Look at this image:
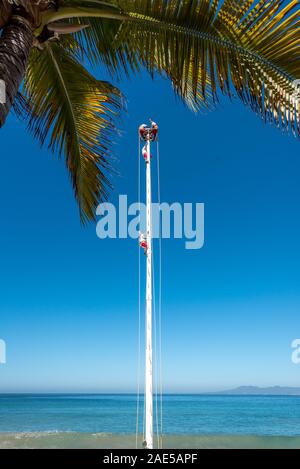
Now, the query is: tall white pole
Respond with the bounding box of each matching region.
[145,137,153,449]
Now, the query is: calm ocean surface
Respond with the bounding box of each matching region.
[0,394,300,448]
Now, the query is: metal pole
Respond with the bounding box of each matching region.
[145,136,153,449]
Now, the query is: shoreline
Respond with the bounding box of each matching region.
[1,432,300,449]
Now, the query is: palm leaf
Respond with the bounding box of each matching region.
[110,0,300,132]
[23,40,122,223]
[9,0,300,223]
[57,0,300,134]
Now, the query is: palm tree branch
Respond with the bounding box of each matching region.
[39,1,300,133]
[23,41,122,223]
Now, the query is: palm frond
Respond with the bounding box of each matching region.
[12,92,31,120]
[62,0,300,134]
[23,40,122,223]
[57,1,138,74]
[107,0,300,133]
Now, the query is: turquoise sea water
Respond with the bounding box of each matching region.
[1,394,300,448]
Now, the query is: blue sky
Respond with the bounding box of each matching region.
[0,70,300,392]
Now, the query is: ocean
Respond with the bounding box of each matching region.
[0,394,300,448]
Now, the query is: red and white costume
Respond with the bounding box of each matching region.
[139,233,148,255]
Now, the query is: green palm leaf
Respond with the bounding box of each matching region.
[51,0,300,131]
[23,41,122,223]
[2,0,300,223]
[106,0,300,130]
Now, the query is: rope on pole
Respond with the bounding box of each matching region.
[135,131,142,449]
[152,240,160,448]
[157,139,163,449]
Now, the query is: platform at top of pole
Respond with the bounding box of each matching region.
[139,119,159,142]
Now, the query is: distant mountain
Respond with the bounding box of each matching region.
[216,386,300,396]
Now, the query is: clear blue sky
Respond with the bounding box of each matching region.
[0,70,300,393]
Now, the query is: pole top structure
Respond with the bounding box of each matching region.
[139,119,159,142]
